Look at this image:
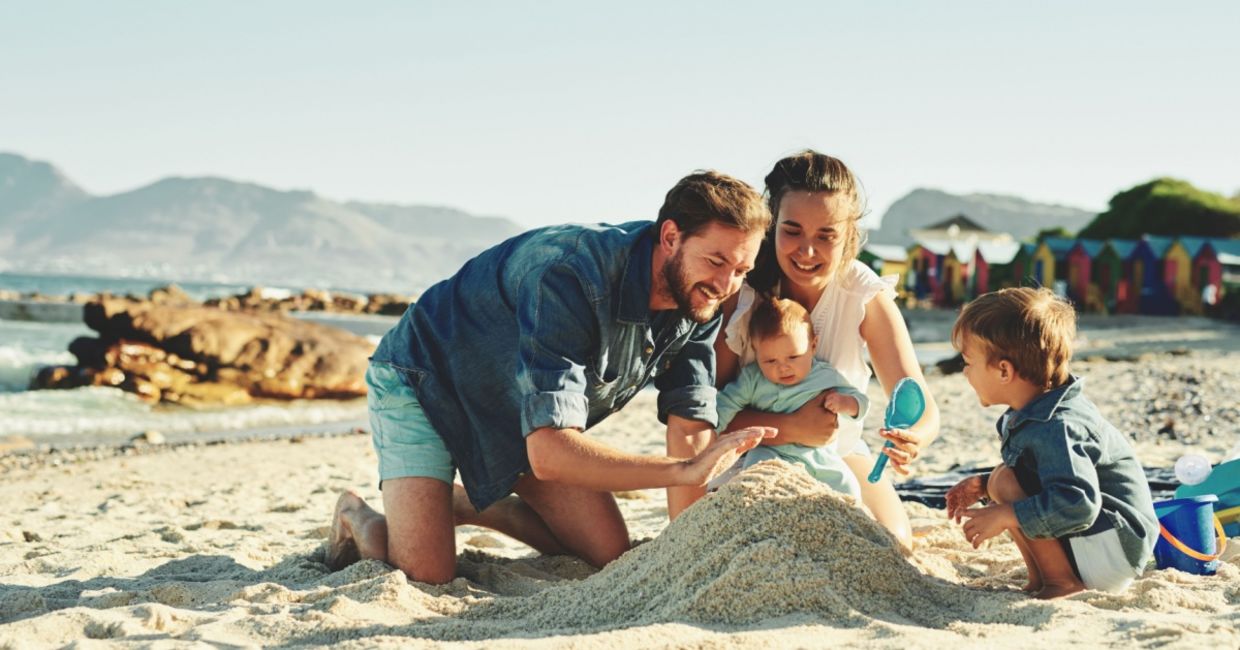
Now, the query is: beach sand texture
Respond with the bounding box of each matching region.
[3,349,1240,648]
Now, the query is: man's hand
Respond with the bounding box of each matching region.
[823,391,860,418]
[959,503,1017,549]
[945,474,987,523]
[680,426,777,486]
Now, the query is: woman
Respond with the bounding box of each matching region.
[711,150,940,549]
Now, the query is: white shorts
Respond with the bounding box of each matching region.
[1068,527,1143,593]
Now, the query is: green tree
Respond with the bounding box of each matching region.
[1035,226,1072,242]
[1079,178,1240,239]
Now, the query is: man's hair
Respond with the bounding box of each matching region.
[951,287,1077,389]
[656,170,771,239]
[748,150,867,294]
[749,296,813,344]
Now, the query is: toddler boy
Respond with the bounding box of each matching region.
[945,287,1158,599]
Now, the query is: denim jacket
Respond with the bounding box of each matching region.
[999,376,1159,569]
[371,221,719,511]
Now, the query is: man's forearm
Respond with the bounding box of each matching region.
[525,427,687,491]
[727,409,816,446]
[666,416,713,519]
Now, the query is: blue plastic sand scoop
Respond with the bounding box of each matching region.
[867,377,927,484]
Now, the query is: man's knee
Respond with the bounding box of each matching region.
[987,464,1027,504]
[389,550,456,585]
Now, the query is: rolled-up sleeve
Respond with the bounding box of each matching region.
[655,318,721,426]
[1012,423,1103,539]
[515,264,596,436]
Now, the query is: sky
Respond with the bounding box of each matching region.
[2,1,1237,229]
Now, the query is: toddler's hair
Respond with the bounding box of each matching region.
[951,287,1076,388]
[749,296,813,344]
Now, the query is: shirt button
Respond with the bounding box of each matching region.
[644,345,654,356]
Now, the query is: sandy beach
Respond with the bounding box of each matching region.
[2,314,1239,648]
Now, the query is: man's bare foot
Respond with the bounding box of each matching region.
[1021,574,1043,593]
[1035,579,1085,600]
[326,491,388,571]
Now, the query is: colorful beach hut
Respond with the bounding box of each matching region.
[1195,239,1240,312]
[1134,236,1178,315]
[1167,237,1212,314]
[1063,239,1105,310]
[1094,239,1138,313]
[1007,243,1039,288]
[1031,237,1077,292]
[859,244,911,294]
[1031,241,1055,288]
[972,240,1022,296]
[907,240,950,302]
[940,242,977,306]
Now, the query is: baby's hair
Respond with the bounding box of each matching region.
[951,287,1077,389]
[749,296,813,344]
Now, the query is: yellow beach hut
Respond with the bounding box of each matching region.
[1166,237,1211,315]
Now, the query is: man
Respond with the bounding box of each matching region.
[328,171,773,584]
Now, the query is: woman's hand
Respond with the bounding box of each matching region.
[878,427,926,475]
[946,474,987,523]
[680,427,777,486]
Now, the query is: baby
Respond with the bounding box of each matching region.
[946,287,1158,599]
[715,296,868,498]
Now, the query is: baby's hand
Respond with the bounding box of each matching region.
[822,390,860,418]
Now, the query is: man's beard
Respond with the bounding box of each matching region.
[662,249,721,324]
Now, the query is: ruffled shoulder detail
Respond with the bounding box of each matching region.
[724,283,759,359]
[841,260,898,303]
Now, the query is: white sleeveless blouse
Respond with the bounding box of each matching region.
[723,260,898,454]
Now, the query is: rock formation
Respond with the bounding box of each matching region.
[34,295,378,405]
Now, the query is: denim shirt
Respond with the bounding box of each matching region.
[998,376,1159,569]
[371,221,719,511]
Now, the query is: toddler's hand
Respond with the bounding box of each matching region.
[959,503,1017,549]
[946,474,987,523]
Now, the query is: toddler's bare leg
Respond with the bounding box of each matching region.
[988,465,1084,599]
[987,465,1041,591]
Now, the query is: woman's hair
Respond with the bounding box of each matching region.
[748,150,867,294]
[748,295,812,344]
[655,170,771,240]
[951,287,1077,389]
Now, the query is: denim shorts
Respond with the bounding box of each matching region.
[366,362,456,486]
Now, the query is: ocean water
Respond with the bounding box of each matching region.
[0,316,371,444]
[0,272,378,445]
[0,271,263,303]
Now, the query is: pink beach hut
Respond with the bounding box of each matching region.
[972,240,1022,296]
[1064,239,1105,310]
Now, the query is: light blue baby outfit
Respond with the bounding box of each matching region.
[716,359,869,498]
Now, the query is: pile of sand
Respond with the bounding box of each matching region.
[294,462,1055,644]
[462,462,980,633]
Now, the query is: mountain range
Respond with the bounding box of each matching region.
[866,188,1097,247]
[1,153,1100,292]
[0,153,526,292]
